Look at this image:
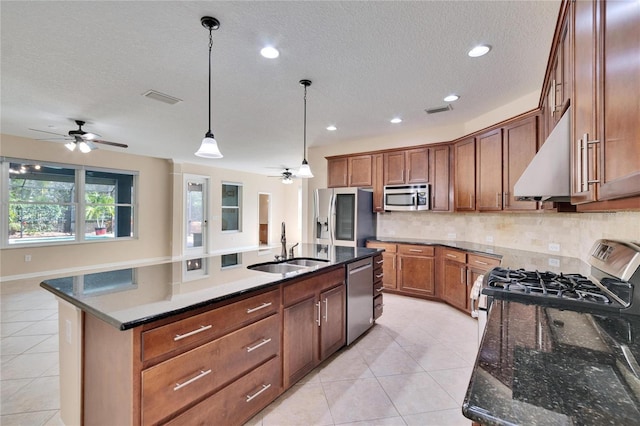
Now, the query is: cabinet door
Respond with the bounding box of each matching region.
[283,296,318,388]
[503,116,538,211]
[384,151,406,185]
[397,254,435,296]
[372,154,384,212]
[327,158,348,188]
[442,260,467,311]
[454,137,476,211]
[406,148,429,184]
[319,285,346,360]
[598,0,640,201]
[476,129,504,211]
[348,155,373,187]
[381,252,397,290]
[429,145,450,211]
[571,0,598,204]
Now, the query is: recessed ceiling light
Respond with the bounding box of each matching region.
[390,117,402,124]
[468,45,491,57]
[326,125,337,131]
[444,94,460,102]
[260,46,279,59]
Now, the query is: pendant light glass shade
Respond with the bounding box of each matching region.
[65,141,76,151]
[195,17,223,159]
[298,79,313,178]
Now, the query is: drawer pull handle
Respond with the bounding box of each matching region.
[246,302,273,314]
[409,249,423,253]
[375,273,384,279]
[375,287,384,293]
[376,260,384,265]
[174,369,211,391]
[446,254,457,258]
[246,383,272,402]
[246,338,272,353]
[174,325,212,341]
[474,260,489,265]
[316,301,321,326]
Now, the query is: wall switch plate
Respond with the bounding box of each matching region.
[447,233,456,239]
[548,258,560,267]
[549,243,560,252]
[24,255,31,262]
[486,235,494,243]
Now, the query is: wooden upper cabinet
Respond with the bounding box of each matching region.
[454,137,476,211]
[327,158,348,188]
[503,116,538,211]
[572,0,640,206]
[372,154,384,212]
[327,155,372,188]
[429,145,450,211]
[348,155,373,187]
[476,129,503,211]
[384,148,429,185]
[597,0,640,201]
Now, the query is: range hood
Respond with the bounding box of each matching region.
[514,107,571,202]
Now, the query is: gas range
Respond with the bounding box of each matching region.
[483,240,640,316]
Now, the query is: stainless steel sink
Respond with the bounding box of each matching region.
[247,258,329,274]
[285,258,329,267]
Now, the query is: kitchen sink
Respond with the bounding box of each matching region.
[247,258,329,274]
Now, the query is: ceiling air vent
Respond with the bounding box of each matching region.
[425,104,453,115]
[142,90,182,105]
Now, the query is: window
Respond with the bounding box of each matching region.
[221,182,242,232]
[185,176,208,253]
[3,159,137,247]
[221,253,241,268]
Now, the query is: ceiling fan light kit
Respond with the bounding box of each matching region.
[31,119,128,153]
[195,16,223,159]
[297,79,313,178]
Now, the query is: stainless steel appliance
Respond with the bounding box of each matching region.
[346,257,374,345]
[483,240,640,316]
[383,184,430,211]
[470,275,487,345]
[314,188,376,247]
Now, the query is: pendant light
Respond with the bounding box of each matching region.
[195,16,223,158]
[297,79,313,178]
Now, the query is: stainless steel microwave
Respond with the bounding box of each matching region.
[383,184,430,211]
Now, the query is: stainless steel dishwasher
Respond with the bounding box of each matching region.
[346,257,374,345]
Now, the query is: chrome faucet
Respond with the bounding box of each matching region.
[288,242,299,259]
[279,222,287,260]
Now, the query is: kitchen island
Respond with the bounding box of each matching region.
[463,299,640,425]
[40,244,379,426]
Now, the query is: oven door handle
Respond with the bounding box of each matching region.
[469,275,483,318]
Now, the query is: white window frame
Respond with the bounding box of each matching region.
[1,158,138,248]
[183,174,209,256]
[221,181,243,233]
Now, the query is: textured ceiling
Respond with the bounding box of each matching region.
[1,1,560,175]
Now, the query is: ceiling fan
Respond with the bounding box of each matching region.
[268,168,299,184]
[29,120,128,153]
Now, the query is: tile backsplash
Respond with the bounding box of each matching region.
[377,211,640,262]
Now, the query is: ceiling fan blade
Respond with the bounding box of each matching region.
[93,139,128,149]
[35,137,72,141]
[29,128,68,137]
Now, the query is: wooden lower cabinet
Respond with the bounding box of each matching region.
[282,267,346,388]
[442,256,467,311]
[397,245,435,297]
[365,242,397,290]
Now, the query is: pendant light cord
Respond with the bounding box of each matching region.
[303,84,307,161]
[207,28,213,134]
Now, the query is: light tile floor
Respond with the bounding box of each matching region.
[1,284,477,426]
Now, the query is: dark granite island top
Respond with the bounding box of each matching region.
[463,299,640,425]
[40,243,378,330]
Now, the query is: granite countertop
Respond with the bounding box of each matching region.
[463,299,640,425]
[368,238,590,276]
[40,244,378,331]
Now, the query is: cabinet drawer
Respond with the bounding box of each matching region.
[373,279,384,295]
[142,289,279,362]
[165,356,281,426]
[397,244,435,256]
[283,267,344,306]
[373,294,383,320]
[141,313,280,425]
[366,242,397,253]
[442,248,466,263]
[467,254,501,271]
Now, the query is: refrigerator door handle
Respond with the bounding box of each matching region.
[329,192,336,245]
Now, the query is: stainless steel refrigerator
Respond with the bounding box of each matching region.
[314,188,376,247]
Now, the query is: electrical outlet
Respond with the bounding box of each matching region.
[486,235,494,243]
[447,233,456,239]
[65,320,72,344]
[548,258,560,267]
[24,255,31,262]
[549,243,560,252]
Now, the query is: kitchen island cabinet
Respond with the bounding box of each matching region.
[40,244,379,426]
